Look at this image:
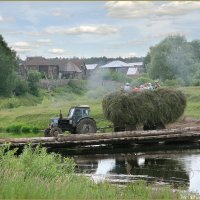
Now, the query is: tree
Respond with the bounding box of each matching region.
[145,35,197,85]
[0,35,18,96]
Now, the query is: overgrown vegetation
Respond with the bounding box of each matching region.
[145,35,200,86]
[0,144,181,199]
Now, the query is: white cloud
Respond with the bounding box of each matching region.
[45,24,119,35]
[48,48,65,54]
[36,39,52,44]
[11,41,34,53]
[52,9,70,18]
[105,1,200,19]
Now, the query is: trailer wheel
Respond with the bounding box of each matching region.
[76,118,97,134]
[44,128,50,137]
[49,127,62,137]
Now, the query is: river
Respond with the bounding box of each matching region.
[52,143,200,194]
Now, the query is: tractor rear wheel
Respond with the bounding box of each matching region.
[49,127,62,137]
[76,118,97,134]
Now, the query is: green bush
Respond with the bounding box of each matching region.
[6,124,22,133]
[21,126,31,133]
[192,79,200,86]
[32,127,40,133]
[14,78,29,96]
[164,78,185,87]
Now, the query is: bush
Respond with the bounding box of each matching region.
[192,79,200,86]
[27,71,41,96]
[164,78,185,87]
[14,78,29,96]
[6,124,22,133]
[32,127,40,133]
[21,126,31,133]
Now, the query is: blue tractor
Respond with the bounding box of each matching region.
[44,105,97,137]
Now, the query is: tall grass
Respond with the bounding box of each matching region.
[0,145,180,199]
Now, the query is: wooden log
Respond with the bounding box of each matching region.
[57,126,200,142]
[0,137,56,144]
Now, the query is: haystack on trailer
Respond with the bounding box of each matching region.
[102,88,186,131]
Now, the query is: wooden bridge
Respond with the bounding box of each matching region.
[1,126,200,149]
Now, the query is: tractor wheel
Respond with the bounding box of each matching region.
[76,118,97,134]
[49,127,62,137]
[44,128,50,137]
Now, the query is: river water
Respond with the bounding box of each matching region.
[52,143,200,194]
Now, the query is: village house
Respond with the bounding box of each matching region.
[85,64,98,76]
[21,57,87,79]
[99,60,144,76]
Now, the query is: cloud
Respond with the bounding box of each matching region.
[52,9,70,18]
[45,24,119,35]
[105,1,200,19]
[11,41,33,53]
[48,48,65,54]
[36,39,52,45]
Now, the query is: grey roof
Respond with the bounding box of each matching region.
[127,62,143,66]
[100,60,130,68]
[86,64,98,70]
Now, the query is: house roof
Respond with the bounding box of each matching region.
[100,60,130,68]
[127,67,138,75]
[25,57,55,66]
[86,64,98,70]
[24,57,85,72]
[127,62,143,67]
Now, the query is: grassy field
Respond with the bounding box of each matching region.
[0,83,199,136]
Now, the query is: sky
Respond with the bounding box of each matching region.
[0,1,200,59]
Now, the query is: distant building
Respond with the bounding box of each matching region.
[85,64,98,76]
[21,57,87,79]
[100,60,144,75]
[23,57,59,79]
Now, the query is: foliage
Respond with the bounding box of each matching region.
[145,35,200,85]
[14,77,29,96]
[102,70,132,83]
[0,35,18,97]
[163,78,185,87]
[102,88,186,128]
[131,73,154,87]
[6,124,22,133]
[27,71,41,96]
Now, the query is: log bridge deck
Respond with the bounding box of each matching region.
[1,126,200,149]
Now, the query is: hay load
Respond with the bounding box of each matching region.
[102,88,186,131]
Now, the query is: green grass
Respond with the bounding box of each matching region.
[0,145,182,199]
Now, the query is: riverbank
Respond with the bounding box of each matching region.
[1,144,195,200]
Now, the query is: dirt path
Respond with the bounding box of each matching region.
[167,117,200,129]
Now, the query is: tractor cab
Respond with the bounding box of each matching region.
[67,105,90,125]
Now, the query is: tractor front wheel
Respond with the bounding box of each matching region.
[76,118,97,134]
[44,128,50,137]
[49,127,62,137]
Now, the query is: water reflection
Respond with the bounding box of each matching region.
[72,149,200,193]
